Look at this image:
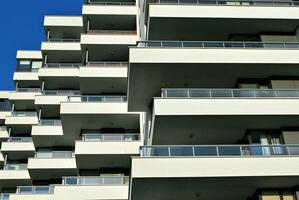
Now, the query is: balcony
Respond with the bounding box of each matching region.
[9,88,41,110]
[9,186,53,200]
[79,62,127,94]
[35,90,80,118]
[5,112,38,133]
[0,126,9,142]
[75,133,141,169]
[60,96,140,140]
[81,30,138,61]
[41,39,81,63]
[146,0,299,40]
[28,151,77,180]
[53,176,129,200]
[38,63,80,90]
[131,145,299,200]
[151,88,299,144]
[0,164,31,189]
[128,41,299,111]
[1,137,35,160]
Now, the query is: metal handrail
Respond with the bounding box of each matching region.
[11,112,37,117]
[43,90,80,96]
[16,186,54,194]
[7,137,32,142]
[140,145,299,157]
[82,133,140,141]
[3,164,28,170]
[62,176,130,185]
[39,120,62,126]
[43,63,82,68]
[85,61,128,67]
[137,40,299,49]
[67,95,127,102]
[35,151,74,159]
[161,88,299,98]
[15,88,41,92]
[85,1,136,5]
[154,0,299,6]
[47,38,80,42]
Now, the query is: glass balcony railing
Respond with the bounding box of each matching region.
[39,120,62,126]
[43,63,82,68]
[35,151,74,159]
[87,30,137,35]
[15,88,41,93]
[46,38,80,42]
[3,164,28,170]
[43,90,80,96]
[137,41,299,49]
[141,145,299,157]
[0,126,7,131]
[85,1,136,5]
[161,88,299,98]
[154,0,299,6]
[85,61,128,67]
[16,186,54,195]
[62,176,129,185]
[68,95,127,102]
[7,137,32,143]
[82,133,140,141]
[0,102,12,111]
[0,193,9,200]
[11,112,37,117]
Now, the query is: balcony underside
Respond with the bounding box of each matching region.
[28,168,77,180]
[152,115,299,145]
[148,5,299,40]
[131,176,299,200]
[79,77,127,94]
[128,62,299,111]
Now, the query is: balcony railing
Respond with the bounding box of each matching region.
[15,88,41,93]
[35,151,74,159]
[39,120,62,126]
[85,61,128,67]
[62,176,129,185]
[68,95,127,102]
[3,164,28,170]
[82,133,140,141]
[0,126,7,131]
[16,186,54,195]
[43,90,80,96]
[161,88,299,98]
[43,63,82,68]
[140,145,299,157]
[47,38,80,42]
[87,30,137,35]
[154,0,299,6]
[137,40,299,49]
[85,1,136,5]
[11,112,37,117]
[7,137,32,143]
[0,193,9,200]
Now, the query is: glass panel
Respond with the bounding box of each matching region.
[189,90,210,97]
[194,146,217,156]
[151,147,169,156]
[255,90,275,97]
[218,146,241,156]
[35,187,50,194]
[211,90,232,97]
[64,177,78,185]
[166,90,188,97]
[287,146,299,155]
[275,90,298,97]
[183,41,203,47]
[103,177,123,184]
[81,177,99,185]
[233,90,255,97]
[169,147,193,156]
[18,60,31,72]
[31,61,42,71]
[19,187,33,194]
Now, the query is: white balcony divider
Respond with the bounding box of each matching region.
[140,145,299,157]
[82,133,140,141]
[161,88,299,98]
[62,176,129,185]
[137,41,299,49]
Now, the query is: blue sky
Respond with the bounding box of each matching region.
[0,0,83,90]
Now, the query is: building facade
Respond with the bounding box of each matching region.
[1,0,299,200]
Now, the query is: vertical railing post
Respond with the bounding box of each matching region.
[168,146,171,157]
[192,146,195,157]
[47,30,50,41]
[87,19,90,33]
[216,146,219,157]
[85,50,89,66]
[240,146,243,156]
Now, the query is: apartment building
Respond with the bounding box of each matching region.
[1,0,299,200]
